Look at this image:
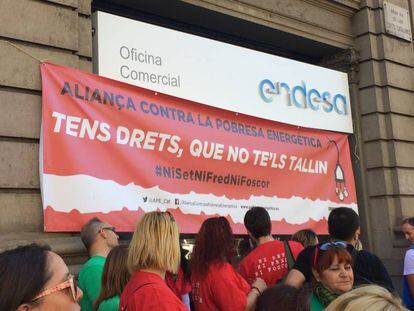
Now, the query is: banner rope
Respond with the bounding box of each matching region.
[0,40,47,63]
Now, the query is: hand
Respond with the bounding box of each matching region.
[252,278,267,294]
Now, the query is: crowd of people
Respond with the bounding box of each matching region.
[0,207,413,310]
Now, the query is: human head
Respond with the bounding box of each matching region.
[325,285,407,311]
[255,284,310,311]
[191,216,236,277]
[328,207,360,242]
[95,245,130,310]
[0,243,83,311]
[402,218,414,244]
[312,243,354,294]
[292,229,319,248]
[80,217,119,255]
[128,211,180,274]
[244,207,271,240]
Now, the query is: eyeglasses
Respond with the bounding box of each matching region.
[313,241,348,267]
[101,226,116,234]
[32,274,78,302]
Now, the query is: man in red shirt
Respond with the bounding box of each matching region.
[239,207,303,286]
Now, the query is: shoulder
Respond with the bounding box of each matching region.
[216,262,236,273]
[406,249,414,258]
[357,249,382,262]
[354,249,386,269]
[288,241,304,253]
[298,245,316,257]
[79,257,105,280]
[404,249,414,271]
[81,256,105,270]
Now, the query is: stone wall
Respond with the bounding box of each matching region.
[0,0,93,273]
[353,0,414,290]
[1,0,413,289]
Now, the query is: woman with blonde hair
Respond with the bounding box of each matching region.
[119,211,187,311]
[326,285,408,311]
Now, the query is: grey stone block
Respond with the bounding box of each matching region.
[79,58,93,73]
[0,41,79,91]
[361,113,390,141]
[384,61,414,91]
[394,141,414,167]
[359,86,385,114]
[366,167,399,196]
[0,141,39,188]
[77,16,92,58]
[0,192,43,232]
[0,89,41,139]
[78,0,92,16]
[386,87,414,116]
[391,114,414,141]
[44,0,78,8]
[363,140,395,168]
[0,0,78,51]
[397,168,414,195]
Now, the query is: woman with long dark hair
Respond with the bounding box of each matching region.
[94,245,130,310]
[191,217,266,311]
[0,243,83,310]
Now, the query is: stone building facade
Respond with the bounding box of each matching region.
[0,0,413,290]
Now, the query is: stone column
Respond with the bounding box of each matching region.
[352,0,414,291]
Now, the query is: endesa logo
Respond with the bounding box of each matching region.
[258,79,348,115]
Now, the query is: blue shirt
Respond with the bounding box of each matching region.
[403,246,414,307]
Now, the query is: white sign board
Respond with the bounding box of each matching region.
[384,1,412,42]
[93,11,353,133]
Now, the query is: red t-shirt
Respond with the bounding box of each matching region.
[239,240,303,286]
[120,270,188,311]
[191,262,250,311]
[165,268,192,298]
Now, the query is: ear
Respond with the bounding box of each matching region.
[98,229,107,240]
[17,304,31,311]
[354,227,361,241]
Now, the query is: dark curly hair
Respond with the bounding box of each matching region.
[190,217,236,277]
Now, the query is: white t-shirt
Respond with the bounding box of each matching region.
[404,249,414,275]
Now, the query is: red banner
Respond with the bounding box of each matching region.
[40,63,357,234]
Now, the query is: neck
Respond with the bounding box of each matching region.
[141,268,166,279]
[89,243,110,258]
[256,235,274,245]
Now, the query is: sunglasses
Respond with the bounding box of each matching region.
[101,226,116,234]
[164,211,175,222]
[313,241,347,267]
[155,211,175,222]
[32,274,78,302]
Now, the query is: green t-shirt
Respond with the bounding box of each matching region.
[78,256,106,311]
[311,293,325,311]
[97,295,120,311]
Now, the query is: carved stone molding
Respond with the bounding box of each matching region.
[319,48,360,83]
